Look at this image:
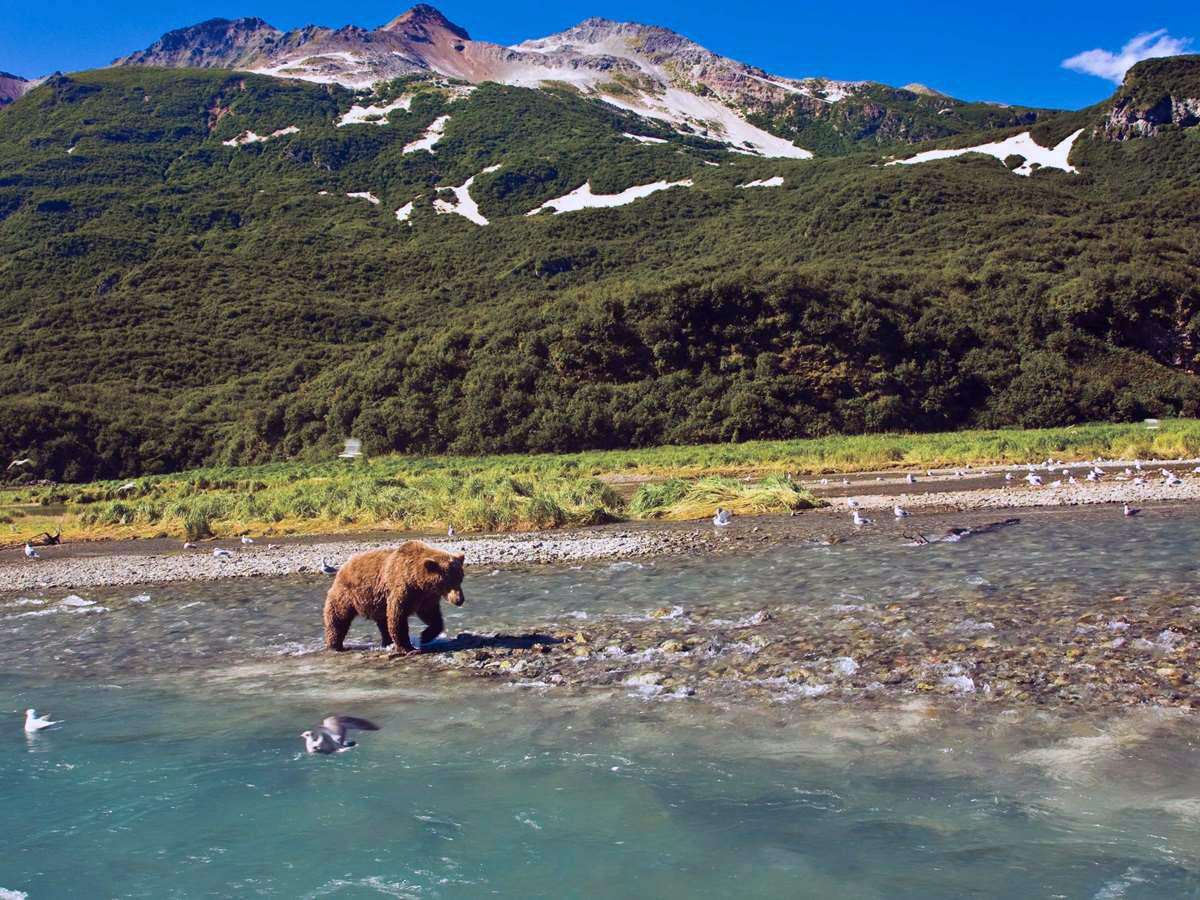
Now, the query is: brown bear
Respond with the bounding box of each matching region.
[323,541,466,653]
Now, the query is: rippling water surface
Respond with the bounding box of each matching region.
[3,511,1200,897]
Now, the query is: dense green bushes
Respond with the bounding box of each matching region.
[1,66,1199,480]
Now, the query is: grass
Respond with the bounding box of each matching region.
[3,419,1198,545]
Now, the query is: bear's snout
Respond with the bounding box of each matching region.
[445,588,465,607]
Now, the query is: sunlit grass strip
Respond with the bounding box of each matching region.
[4,419,1200,543]
[629,476,820,520]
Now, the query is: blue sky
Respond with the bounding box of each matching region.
[2,0,1196,109]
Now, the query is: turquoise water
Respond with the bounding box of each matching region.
[4,510,1200,898]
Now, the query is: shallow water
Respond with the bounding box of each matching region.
[4,511,1200,897]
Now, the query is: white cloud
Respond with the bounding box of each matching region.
[1062,29,1193,83]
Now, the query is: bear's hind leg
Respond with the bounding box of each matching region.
[324,603,354,651]
[417,606,444,648]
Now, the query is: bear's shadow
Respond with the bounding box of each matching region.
[421,631,563,654]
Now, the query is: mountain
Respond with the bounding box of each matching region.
[112,6,1056,159]
[0,72,32,106]
[1,20,1199,480]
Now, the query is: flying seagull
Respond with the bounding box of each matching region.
[301,715,380,754]
[24,709,61,733]
[7,458,32,470]
[24,543,40,559]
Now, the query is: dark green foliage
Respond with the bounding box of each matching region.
[1,64,1199,480]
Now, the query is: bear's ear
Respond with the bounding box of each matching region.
[424,558,442,574]
[452,553,465,564]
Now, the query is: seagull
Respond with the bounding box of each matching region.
[1123,503,1141,517]
[847,499,860,509]
[7,457,32,470]
[841,478,850,486]
[1004,473,1012,482]
[1165,475,1184,487]
[851,510,873,526]
[1086,471,1101,482]
[24,543,40,559]
[1025,474,1043,486]
[713,508,733,527]
[240,536,254,545]
[301,715,380,754]
[905,473,916,484]
[819,478,829,485]
[212,548,234,559]
[320,559,339,576]
[447,524,455,537]
[183,541,198,549]
[893,505,910,518]
[1192,467,1200,474]
[24,709,61,733]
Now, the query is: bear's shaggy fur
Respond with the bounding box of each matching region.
[323,541,466,653]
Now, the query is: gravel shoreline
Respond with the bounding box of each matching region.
[366,585,1200,713]
[5,460,1200,591]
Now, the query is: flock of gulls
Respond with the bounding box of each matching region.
[22,706,380,755]
[12,454,1196,750]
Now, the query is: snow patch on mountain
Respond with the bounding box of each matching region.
[252,52,380,88]
[222,126,299,147]
[395,201,415,223]
[404,114,451,153]
[433,165,499,225]
[739,176,784,187]
[526,178,694,215]
[347,191,381,204]
[623,132,669,144]
[600,89,811,159]
[887,129,1085,176]
[337,96,414,126]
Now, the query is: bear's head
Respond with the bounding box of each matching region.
[426,552,466,606]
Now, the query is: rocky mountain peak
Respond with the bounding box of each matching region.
[0,71,32,107]
[381,5,470,42]
[113,17,281,68]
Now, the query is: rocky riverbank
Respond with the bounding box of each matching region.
[358,586,1200,713]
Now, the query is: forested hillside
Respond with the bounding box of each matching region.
[1,59,1199,480]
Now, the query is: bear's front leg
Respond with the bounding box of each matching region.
[417,605,444,649]
[386,593,417,654]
